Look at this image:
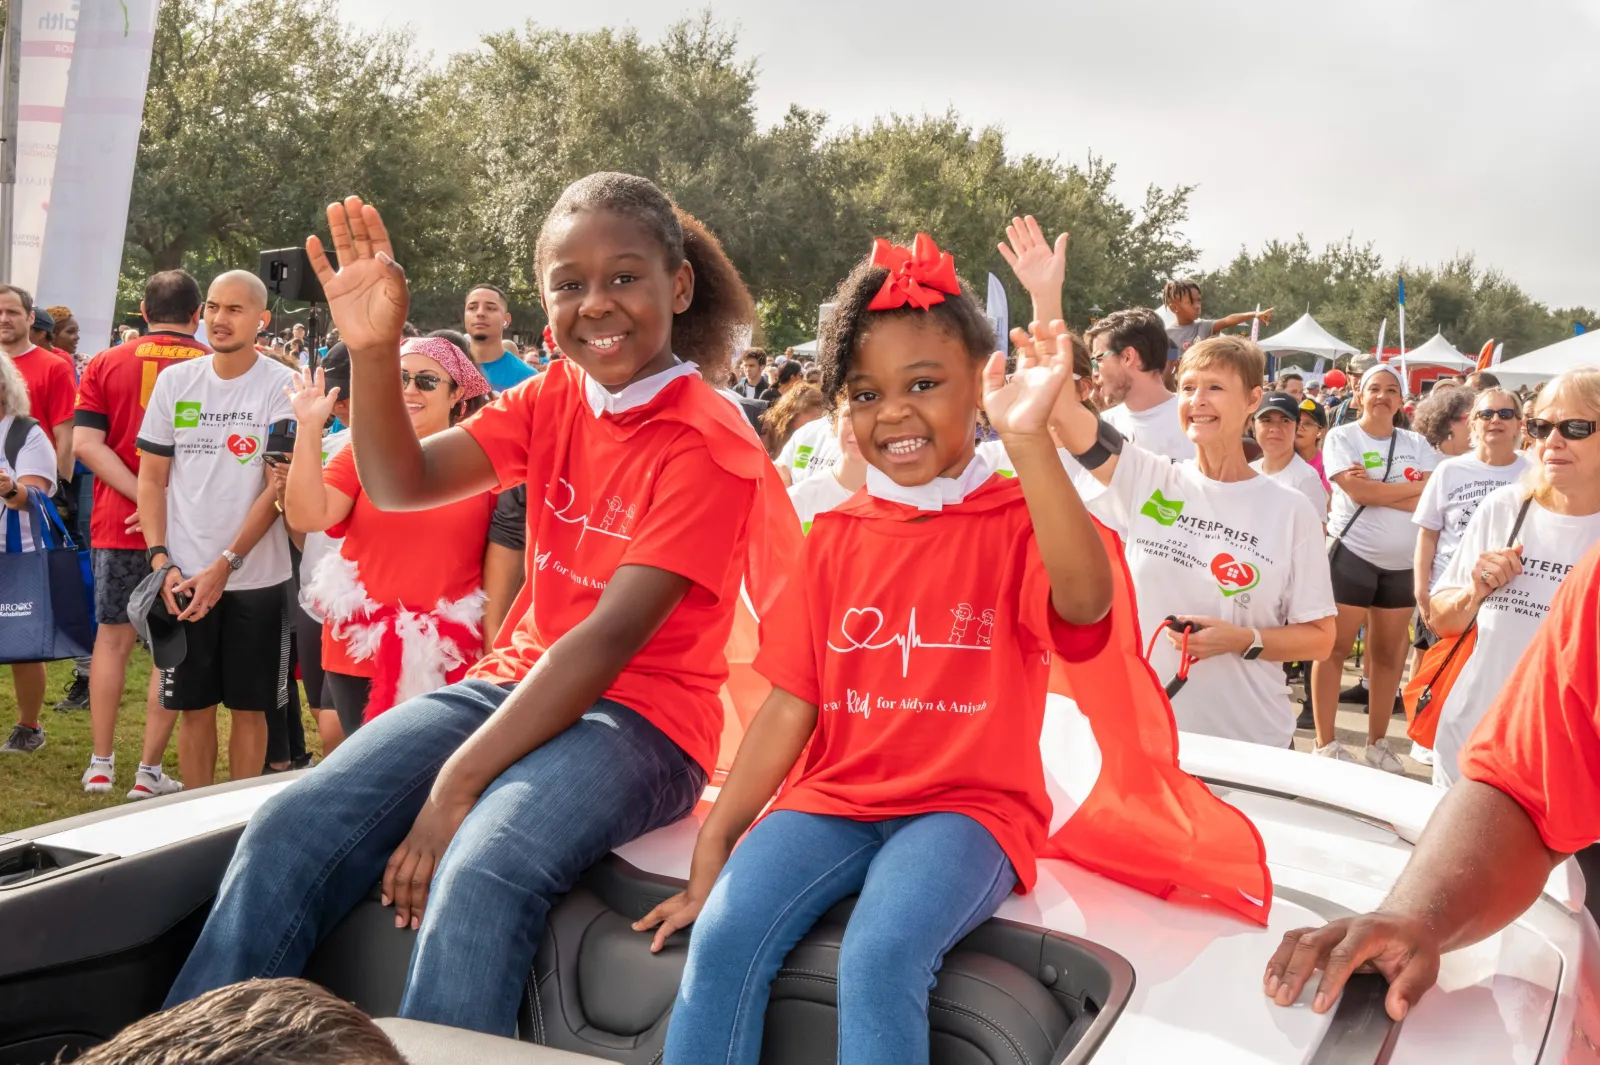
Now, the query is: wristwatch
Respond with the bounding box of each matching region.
[1242,627,1265,661]
[221,549,245,572]
[146,544,168,564]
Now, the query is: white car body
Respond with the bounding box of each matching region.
[28,732,1600,1063]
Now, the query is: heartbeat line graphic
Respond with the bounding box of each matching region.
[544,479,633,547]
[827,606,990,678]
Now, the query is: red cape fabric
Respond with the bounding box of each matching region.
[717,474,1272,926]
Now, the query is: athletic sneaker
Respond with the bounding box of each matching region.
[1295,703,1315,731]
[1410,744,1435,767]
[54,675,90,712]
[1314,740,1356,762]
[127,768,183,800]
[1365,738,1406,775]
[82,760,116,794]
[1338,679,1368,704]
[1,724,44,753]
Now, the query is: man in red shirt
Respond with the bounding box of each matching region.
[1264,540,1600,1022]
[73,271,208,797]
[0,286,74,481]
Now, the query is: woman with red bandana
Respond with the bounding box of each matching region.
[285,335,499,734]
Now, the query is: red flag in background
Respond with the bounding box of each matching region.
[1477,338,1497,372]
[715,516,1272,925]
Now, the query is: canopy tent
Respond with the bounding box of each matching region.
[1398,332,1474,370]
[790,339,818,356]
[1255,313,1361,360]
[1492,331,1600,390]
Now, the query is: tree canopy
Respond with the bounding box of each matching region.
[118,2,1594,360]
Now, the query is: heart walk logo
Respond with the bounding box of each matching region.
[227,434,260,464]
[174,402,202,429]
[1210,552,1261,597]
[1140,489,1185,526]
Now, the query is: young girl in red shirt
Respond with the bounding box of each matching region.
[165,174,795,1036]
[638,235,1116,1064]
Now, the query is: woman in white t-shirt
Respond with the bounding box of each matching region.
[1250,391,1328,526]
[787,403,866,530]
[0,354,64,755]
[1041,329,1336,749]
[1429,370,1600,786]
[1313,364,1437,770]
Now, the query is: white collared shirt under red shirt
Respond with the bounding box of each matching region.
[462,359,760,777]
[752,458,1112,892]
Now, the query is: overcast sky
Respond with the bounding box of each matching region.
[340,0,1600,312]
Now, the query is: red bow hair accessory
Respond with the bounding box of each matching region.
[867,233,961,312]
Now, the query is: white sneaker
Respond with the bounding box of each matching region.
[1365,738,1406,775]
[1314,741,1356,762]
[82,760,115,794]
[127,767,183,800]
[1410,744,1435,766]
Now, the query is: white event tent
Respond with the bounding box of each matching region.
[1401,332,1474,371]
[1491,331,1600,389]
[1256,313,1361,361]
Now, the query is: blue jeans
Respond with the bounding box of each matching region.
[166,680,705,1035]
[664,810,1017,1065]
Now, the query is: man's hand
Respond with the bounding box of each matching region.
[381,790,476,930]
[1257,307,1275,326]
[158,564,186,616]
[1264,913,1442,1021]
[997,216,1068,301]
[175,558,230,621]
[307,196,409,356]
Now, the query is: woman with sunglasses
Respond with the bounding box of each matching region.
[285,336,500,734]
[1429,370,1600,786]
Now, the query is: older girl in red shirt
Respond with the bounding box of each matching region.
[167,174,795,1036]
[638,236,1115,1064]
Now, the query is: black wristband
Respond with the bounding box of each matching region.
[1071,417,1126,471]
[2,483,19,501]
[146,545,169,564]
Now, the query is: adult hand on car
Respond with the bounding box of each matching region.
[1264,912,1442,1021]
[633,888,709,953]
[382,790,476,930]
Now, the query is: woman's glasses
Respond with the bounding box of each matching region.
[1525,417,1598,441]
[1473,408,1519,421]
[401,371,446,392]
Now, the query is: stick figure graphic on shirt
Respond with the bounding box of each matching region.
[950,603,975,644]
[599,495,624,532]
[977,609,995,647]
[619,504,637,536]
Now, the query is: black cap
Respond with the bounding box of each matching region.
[128,566,187,670]
[1254,391,1300,423]
[320,342,351,398]
[1297,397,1329,428]
[32,307,54,332]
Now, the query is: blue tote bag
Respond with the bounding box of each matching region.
[0,487,95,664]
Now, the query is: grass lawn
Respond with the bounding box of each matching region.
[0,651,323,835]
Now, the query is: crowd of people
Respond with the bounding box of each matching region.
[3,173,1598,1060]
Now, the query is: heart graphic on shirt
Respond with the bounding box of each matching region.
[1210,553,1261,597]
[1403,467,1424,482]
[227,433,261,464]
[837,607,884,650]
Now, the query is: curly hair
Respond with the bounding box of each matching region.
[761,383,825,457]
[819,253,993,410]
[1412,384,1477,448]
[534,172,756,377]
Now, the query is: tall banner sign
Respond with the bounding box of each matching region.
[985,273,1008,357]
[9,0,80,294]
[35,0,160,355]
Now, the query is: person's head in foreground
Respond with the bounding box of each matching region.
[1162,278,1203,324]
[1083,307,1170,408]
[738,347,766,384]
[1174,334,1266,458]
[401,335,491,435]
[70,978,405,1064]
[1295,397,1327,460]
[1277,372,1304,402]
[1411,384,1476,456]
[818,234,995,487]
[1252,391,1300,465]
[1467,387,1522,463]
[1525,369,1600,501]
[44,304,78,354]
[535,172,754,391]
[1356,363,1404,431]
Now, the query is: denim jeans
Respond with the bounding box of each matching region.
[664,810,1017,1065]
[166,679,705,1035]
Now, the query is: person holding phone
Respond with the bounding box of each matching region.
[134,270,296,790]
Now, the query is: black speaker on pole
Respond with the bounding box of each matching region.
[259,246,336,303]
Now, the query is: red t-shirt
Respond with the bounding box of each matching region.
[463,361,763,776]
[753,477,1113,892]
[320,446,497,677]
[12,345,75,435]
[73,332,210,550]
[1460,540,1600,855]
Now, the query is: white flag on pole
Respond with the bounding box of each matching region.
[1374,317,1387,374]
[1250,303,1261,343]
[1491,342,1505,367]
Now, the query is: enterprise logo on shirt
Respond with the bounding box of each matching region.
[1140,489,1185,526]
[174,402,202,428]
[1362,451,1384,469]
[794,445,814,469]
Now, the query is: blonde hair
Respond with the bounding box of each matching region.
[1177,334,1266,394]
[1525,369,1600,507]
[0,354,30,418]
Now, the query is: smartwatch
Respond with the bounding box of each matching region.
[222,549,245,572]
[1242,628,1265,661]
[146,544,169,564]
[1070,417,1126,471]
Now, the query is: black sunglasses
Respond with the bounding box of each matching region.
[401,371,447,392]
[1473,408,1519,421]
[1525,417,1598,441]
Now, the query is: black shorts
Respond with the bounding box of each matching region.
[92,547,148,625]
[1329,543,1415,611]
[291,595,327,708]
[159,583,291,712]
